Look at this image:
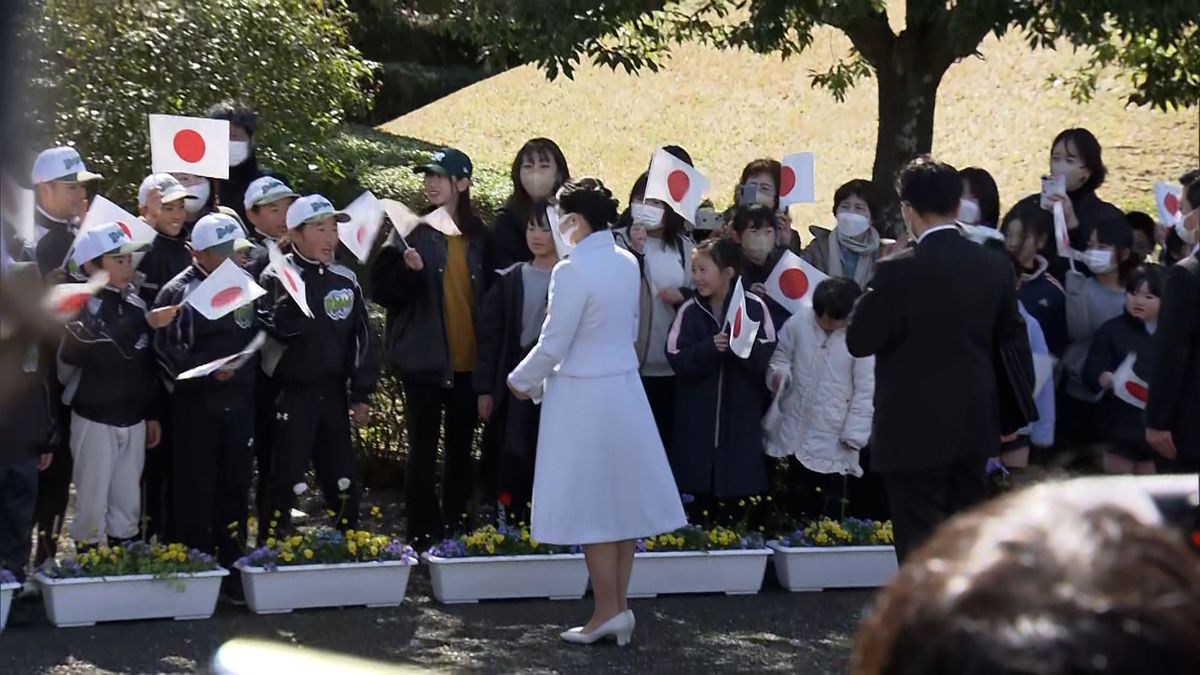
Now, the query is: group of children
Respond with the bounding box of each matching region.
[2,113,1197,592]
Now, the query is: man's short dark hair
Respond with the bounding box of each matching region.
[1125,211,1156,241]
[811,277,861,321]
[730,203,778,235]
[897,156,962,218]
[207,100,258,136]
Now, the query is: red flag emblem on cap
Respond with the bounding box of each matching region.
[149,114,230,180]
[116,221,133,239]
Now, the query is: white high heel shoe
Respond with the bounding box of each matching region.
[560,610,636,646]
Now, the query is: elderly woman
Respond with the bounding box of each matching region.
[507,177,686,647]
[801,179,885,287]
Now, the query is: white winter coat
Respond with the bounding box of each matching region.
[764,306,875,476]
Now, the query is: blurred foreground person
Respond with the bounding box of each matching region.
[852,478,1200,674]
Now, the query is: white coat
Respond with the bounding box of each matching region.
[765,306,875,476]
[508,230,687,545]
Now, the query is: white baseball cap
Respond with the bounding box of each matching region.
[190,213,244,252]
[137,173,195,207]
[31,146,103,185]
[71,222,146,267]
[285,194,350,230]
[244,176,299,211]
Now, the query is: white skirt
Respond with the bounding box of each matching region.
[531,370,688,545]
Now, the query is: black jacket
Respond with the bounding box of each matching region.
[489,206,532,269]
[59,286,156,427]
[33,208,76,277]
[473,263,531,402]
[666,283,775,498]
[370,220,490,387]
[847,228,1032,472]
[1017,191,1124,283]
[153,264,261,403]
[137,232,192,308]
[261,252,379,404]
[1146,253,1200,461]
[245,232,288,283]
[1018,255,1068,358]
[1084,311,1154,446]
[0,262,57,464]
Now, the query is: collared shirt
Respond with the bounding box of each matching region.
[916,223,960,245]
[33,205,73,244]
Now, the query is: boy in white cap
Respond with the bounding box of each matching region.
[57,223,176,551]
[153,213,262,599]
[28,146,102,564]
[260,194,379,534]
[243,175,299,280]
[30,146,101,280]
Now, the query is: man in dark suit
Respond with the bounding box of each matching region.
[1146,177,1200,471]
[847,156,1032,562]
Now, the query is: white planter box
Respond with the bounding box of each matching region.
[422,552,589,604]
[236,559,415,614]
[33,568,228,627]
[627,549,771,598]
[768,541,898,591]
[1,582,18,632]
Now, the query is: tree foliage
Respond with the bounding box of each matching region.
[20,0,376,201]
[432,0,1199,111]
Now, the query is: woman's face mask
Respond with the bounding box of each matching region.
[228,141,251,167]
[741,229,775,264]
[1082,248,1116,274]
[184,181,210,215]
[630,201,665,231]
[956,198,981,225]
[1050,140,1091,192]
[835,211,871,238]
[1177,205,1199,245]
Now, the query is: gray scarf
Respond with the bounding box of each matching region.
[827,226,880,286]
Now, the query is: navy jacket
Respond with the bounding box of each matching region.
[1018,255,1068,358]
[666,282,776,498]
[1084,311,1154,446]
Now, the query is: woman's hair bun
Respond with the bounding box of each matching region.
[559,176,620,229]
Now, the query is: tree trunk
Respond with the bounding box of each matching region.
[869,36,949,236]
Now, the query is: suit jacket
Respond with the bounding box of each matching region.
[1146,252,1200,462]
[846,227,1031,472]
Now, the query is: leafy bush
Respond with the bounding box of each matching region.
[21,0,375,204]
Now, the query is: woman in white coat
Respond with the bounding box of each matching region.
[765,278,875,519]
[507,177,687,646]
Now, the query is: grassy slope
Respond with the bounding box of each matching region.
[379,17,1196,231]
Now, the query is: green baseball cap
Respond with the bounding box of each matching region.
[413,147,473,180]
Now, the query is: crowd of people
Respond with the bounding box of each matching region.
[1,103,1198,621]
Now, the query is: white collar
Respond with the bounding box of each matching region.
[35,205,72,226]
[916,223,960,244]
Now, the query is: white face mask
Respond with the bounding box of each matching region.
[1177,209,1199,245]
[1051,161,1088,192]
[229,141,251,167]
[631,202,665,230]
[1083,248,1116,274]
[741,231,775,264]
[957,198,981,225]
[835,212,871,238]
[184,182,209,215]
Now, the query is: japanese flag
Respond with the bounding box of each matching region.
[724,277,760,360]
[184,258,265,321]
[645,148,710,225]
[42,272,109,320]
[779,152,815,208]
[339,191,386,263]
[764,250,826,313]
[177,331,267,380]
[149,114,229,180]
[265,241,312,318]
[1153,181,1183,226]
[1113,353,1149,411]
[79,195,157,246]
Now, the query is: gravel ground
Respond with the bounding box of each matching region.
[5,569,873,674]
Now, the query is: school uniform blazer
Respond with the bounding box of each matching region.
[1146,252,1200,462]
[508,230,640,395]
[846,227,1031,473]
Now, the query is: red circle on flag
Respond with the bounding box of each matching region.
[116,221,133,238]
[780,166,796,198]
[1164,192,1180,216]
[1125,380,1149,403]
[732,306,743,339]
[667,170,690,202]
[211,286,243,308]
[173,129,207,163]
[55,292,90,315]
[779,268,810,300]
[356,225,367,244]
[283,268,299,294]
